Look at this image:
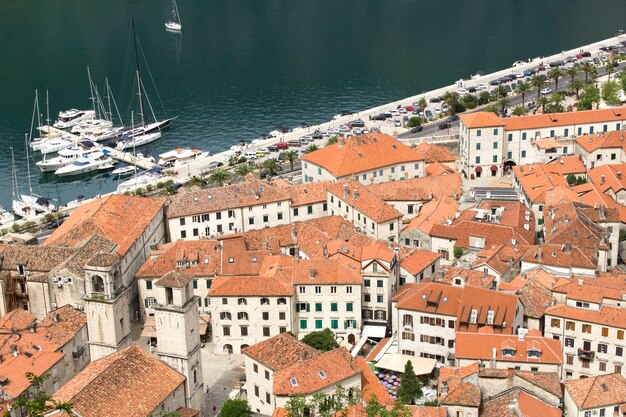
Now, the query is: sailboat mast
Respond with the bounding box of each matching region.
[46,89,50,129]
[131,18,146,128]
[24,134,33,195]
[87,65,98,118]
[10,147,17,200]
[106,77,112,122]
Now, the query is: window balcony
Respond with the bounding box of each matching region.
[577,348,595,360]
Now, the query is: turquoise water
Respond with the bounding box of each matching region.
[1,0,625,207]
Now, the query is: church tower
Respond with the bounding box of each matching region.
[153,270,204,410]
[83,253,131,361]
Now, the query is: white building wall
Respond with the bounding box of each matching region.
[394,308,456,364]
[290,202,328,223]
[303,161,424,185]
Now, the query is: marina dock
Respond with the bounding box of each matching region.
[102,147,159,170]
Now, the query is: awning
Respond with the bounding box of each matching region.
[362,324,387,339]
[475,166,482,173]
[375,353,437,375]
[490,165,498,172]
[140,316,157,339]
[199,314,211,335]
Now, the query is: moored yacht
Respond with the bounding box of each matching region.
[53,109,96,129]
[116,168,162,193]
[54,151,115,176]
[80,126,124,143]
[36,141,102,172]
[0,206,15,227]
[31,137,76,155]
[158,148,209,167]
[70,118,113,134]
[115,131,161,151]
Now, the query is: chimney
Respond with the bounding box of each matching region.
[601,175,605,185]
[29,323,37,333]
[322,245,328,258]
[53,313,60,323]
[338,139,345,148]
[342,184,349,198]
[455,211,460,218]
[564,242,572,253]
[618,171,622,179]
[300,351,307,361]
[309,269,316,279]
[352,189,359,200]
[428,192,433,200]
[447,216,453,225]
[578,278,584,286]
[599,206,606,219]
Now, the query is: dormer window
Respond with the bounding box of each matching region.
[486,310,494,325]
[238,298,247,305]
[527,349,541,358]
[290,378,298,387]
[176,261,183,267]
[261,298,270,305]
[228,257,234,264]
[470,309,478,324]
[502,348,516,357]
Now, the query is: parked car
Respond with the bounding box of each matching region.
[353,128,363,135]
[410,126,423,134]
[47,218,66,230]
[425,110,433,119]
[540,87,552,95]
[256,149,269,157]
[242,151,257,159]
[267,144,278,152]
[438,122,451,130]
[276,142,289,150]
[402,116,409,126]
[429,96,442,103]
[394,119,402,127]
[208,161,224,170]
[373,114,387,121]
[311,130,323,139]
[287,139,301,147]
[351,119,365,128]
[446,114,459,122]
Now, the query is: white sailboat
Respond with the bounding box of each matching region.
[165,0,182,32]
[117,168,163,193]
[11,145,55,220]
[0,206,15,228]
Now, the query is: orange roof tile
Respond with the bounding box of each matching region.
[273,181,330,207]
[521,244,598,270]
[242,333,319,371]
[354,357,394,406]
[136,240,220,278]
[564,373,626,410]
[366,337,391,362]
[576,181,626,223]
[155,270,193,288]
[399,249,440,275]
[576,130,626,153]
[273,348,361,395]
[208,274,295,297]
[261,255,362,285]
[403,195,459,234]
[438,362,479,400]
[425,162,457,176]
[546,156,586,174]
[413,143,457,164]
[366,174,462,202]
[482,388,562,417]
[435,266,496,289]
[301,133,425,177]
[53,345,185,417]
[440,381,481,407]
[472,243,524,276]
[587,163,626,194]
[502,107,626,131]
[512,164,570,204]
[534,138,561,149]
[327,180,403,223]
[459,112,505,128]
[44,194,165,257]
[544,303,626,328]
[455,332,562,364]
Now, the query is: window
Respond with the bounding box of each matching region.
[293,208,299,217]
[307,205,313,214]
[612,153,617,160]
[331,303,338,312]
[193,228,199,237]
[278,298,286,305]
[616,346,623,356]
[277,212,283,220]
[476,129,482,137]
[527,349,541,358]
[521,150,526,158]
[508,133,513,141]
[262,312,269,321]
[146,280,153,290]
[279,312,286,320]
[222,298,228,305]
[299,286,306,294]
[493,155,498,163]
[616,364,623,374]
[522,132,527,140]
[331,319,338,329]
[315,303,322,312]
[507,151,512,159]
[220,312,232,320]
[216,212,222,220]
[582,360,590,369]
[602,327,609,337]
[254,385,259,397]
[582,324,592,333]
[346,286,353,294]
[565,338,574,348]
[551,318,561,328]
[253,364,258,373]
[377,295,383,303]
[261,298,270,305]
[193,280,198,289]
[618,330,624,340]
[377,280,384,288]
[237,312,248,320]
[549,129,555,137]
[598,343,608,354]
[364,294,371,302]
[566,354,574,365]
[476,143,481,150]
[180,230,187,239]
[315,319,323,329]
[263,327,270,337]
[315,286,321,294]
[223,326,231,336]
[248,217,255,225]
[263,215,269,223]
[279,327,287,333]
[493,128,498,135]
[502,348,515,357]
[346,302,353,312]
[240,326,248,336]
[475,156,481,164]
[179,218,186,226]
[599,361,607,372]
[300,320,307,329]
[566,321,575,331]
[590,126,594,134]
[493,141,498,149]
[331,286,337,294]
[266,393,271,404]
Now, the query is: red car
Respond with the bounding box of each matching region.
[276,141,288,150]
[405,106,415,112]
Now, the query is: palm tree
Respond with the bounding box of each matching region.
[305,144,319,154]
[283,150,298,172]
[478,91,491,105]
[164,179,177,195]
[497,84,508,98]
[511,105,526,117]
[606,60,615,81]
[547,67,564,91]
[515,81,531,108]
[531,75,547,99]
[261,159,280,176]
[581,61,594,83]
[234,163,255,177]
[497,97,509,115]
[571,78,585,98]
[537,95,549,112]
[185,175,205,188]
[565,66,579,85]
[325,136,338,147]
[418,97,427,111]
[228,155,239,166]
[207,168,231,187]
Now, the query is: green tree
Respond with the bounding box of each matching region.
[497,84,508,98]
[478,91,491,105]
[283,150,298,172]
[218,399,251,417]
[442,91,459,112]
[547,67,564,91]
[417,96,427,112]
[531,74,547,99]
[578,83,601,110]
[606,60,615,81]
[602,80,622,106]
[515,81,531,108]
[619,70,626,93]
[301,328,339,352]
[537,95,549,112]
[207,168,231,187]
[581,60,595,83]
[408,117,421,127]
[164,179,177,195]
[325,136,339,147]
[544,93,565,113]
[565,66,579,86]
[453,246,463,259]
[228,155,239,166]
[571,78,585,98]
[461,94,477,109]
[497,97,509,115]
[305,144,320,154]
[234,163,255,177]
[6,373,73,417]
[284,395,308,417]
[511,105,526,116]
[396,360,423,405]
[186,175,206,188]
[261,158,281,176]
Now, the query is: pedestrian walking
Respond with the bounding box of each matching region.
[228,354,233,364]
[213,406,217,415]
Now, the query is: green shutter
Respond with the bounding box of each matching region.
[300,319,307,329]
[331,303,338,312]
[193,280,198,289]
[144,299,148,307]
[331,320,338,329]
[315,319,323,329]
[306,303,310,312]
[346,303,353,312]
[315,303,322,312]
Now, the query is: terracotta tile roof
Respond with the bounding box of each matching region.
[50,234,118,278]
[327,180,403,223]
[354,357,394,405]
[176,408,200,417]
[218,236,271,276]
[516,278,554,319]
[44,194,165,257]
[509,267,567,292]
[301,133,425,177]
[546,156,587,174]
[407,406,447,417]
[587,162,626,194]
[425,162,457,176]
[459,112,505,128]
[552,279,624,304]
[564,373,626,410]
[53,345,185,417]
[502,107,626,131]
[40,305,87,347]
[576,182,626,223]
[0,245,76,273]
[438,362,479,400]
[274,181,330,207]
[481,388,562,417]
[455,330,562,364]
[472,243,524,276]
[261,255,363,285]
[440,381,481,407]
[544,303,626,328]
[513,371,563,398]
[136,240,220,278]
[366,337,391,362]
[155,270,193,288]
[273,348,361,395]
[413,143,457,164]
[166,177,290,218]
[403,195,459,234]
[429,200,535,249]
[534,138,561,149]
[366,174,462,202]
[399,249,440,275]
[521,244,598,270]
[242,333,319,371]
[434,266,495,289]
[86,252,119,268]
[208,274,295,297]
[576,130,626,152]
[512,164,570,204]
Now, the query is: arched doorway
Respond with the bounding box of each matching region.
[348,334,356,345]
[503,160,517,174]
[490,165,498,177]
[241,344,249,352]
[223,344,233,354]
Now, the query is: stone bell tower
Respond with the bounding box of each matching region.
[153,270,204,409]
[83,252,131,361]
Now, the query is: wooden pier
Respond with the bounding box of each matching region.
[103,147,159,170]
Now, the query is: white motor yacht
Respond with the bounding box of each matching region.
[53,109,95,129]
[54,151,115,176]
[158,148,209,167]
[70,118,113,134]
[0,206,15,227]
[115,131,161,150]
[13,195,55,220]
[117,168,162,193]
[31,137,76,155]
[36,141,102,172]
[111,163,136,177]
[80,126,124,143]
